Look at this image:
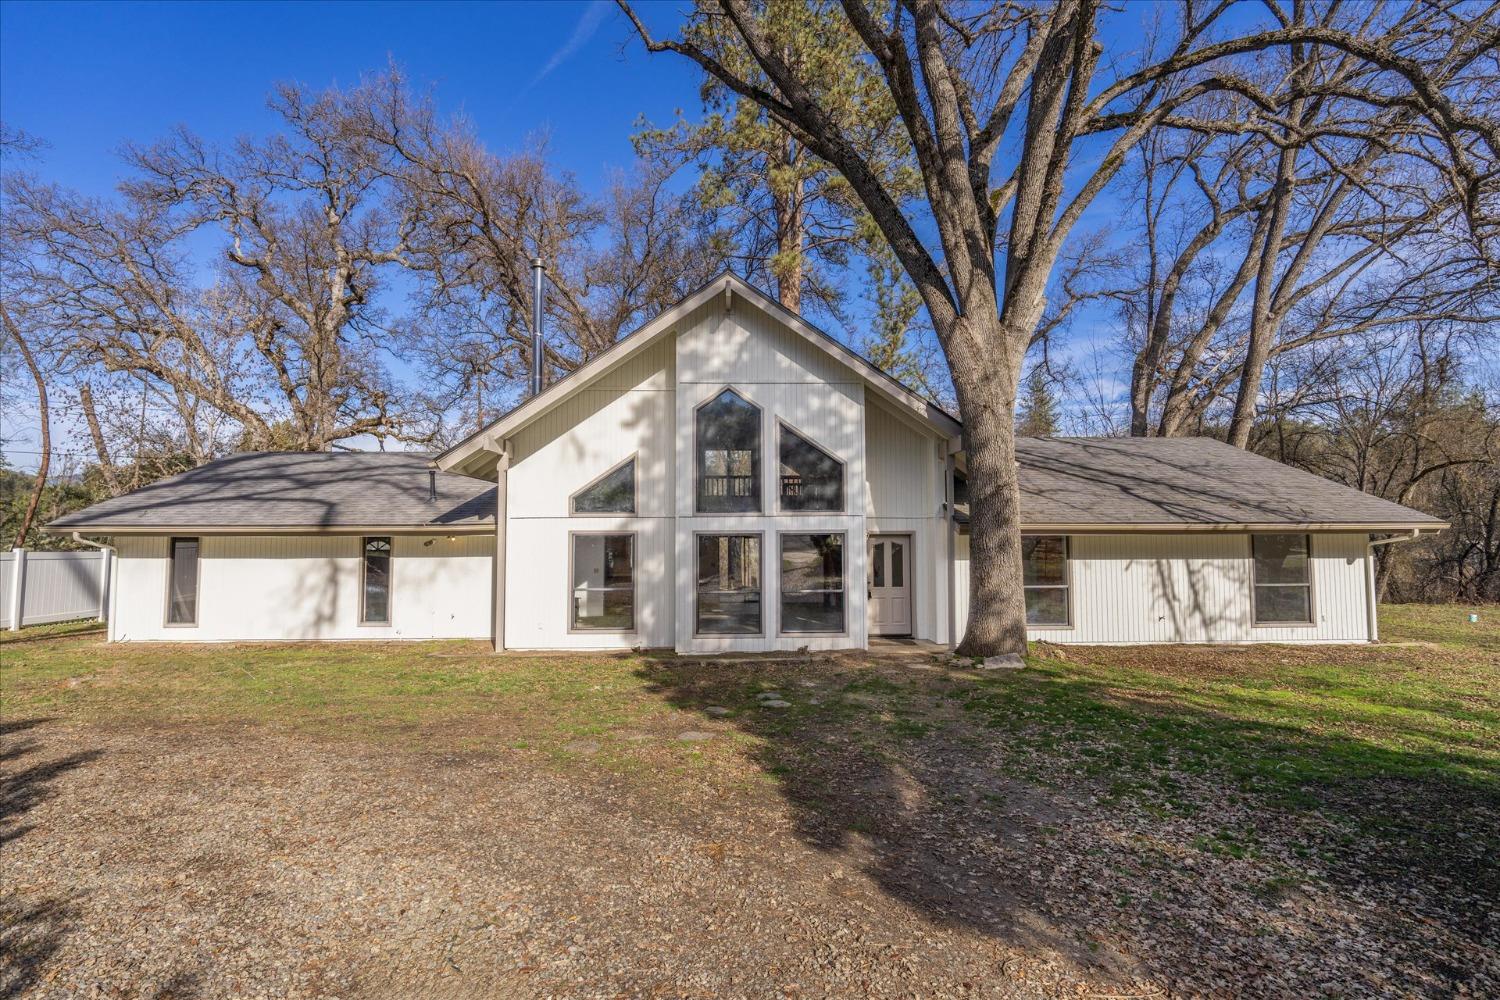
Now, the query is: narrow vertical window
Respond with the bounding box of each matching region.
[780,533,845,634]
[696,390,761,513]
[166,536,199,625]
[361,536,392,625]
[571,533,635,630]
[696,534,762,634]
[1252,534,1313,624]
[1022,535,1069,626]
[778,424,844,511]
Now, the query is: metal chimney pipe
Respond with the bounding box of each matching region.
[427,469,438,503]
[530,257,546,398]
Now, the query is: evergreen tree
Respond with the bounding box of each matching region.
[1016,367,1060,437]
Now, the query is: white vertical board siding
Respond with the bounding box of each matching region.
[503,335,677,649]
[865,397,950,642]
[109,534,492,641]
[508,338,675,518]
[674,298,870,652]
[504,517,673,649]
[954,531,1372,644]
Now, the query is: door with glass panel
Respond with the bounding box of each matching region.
[866,534,912,636]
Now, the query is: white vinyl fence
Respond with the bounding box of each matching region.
[1,548,110,630]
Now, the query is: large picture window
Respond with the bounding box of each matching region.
[166,536,199,625]
[696,534,762,634]
[361,536,392,624]
[696,389,761,513]
[778,424,844,512]
[571,533,635,630]
[1022,535,1070,626]
[571,456,636,514]
[780,533,845,634]
[1252,534,1313,624]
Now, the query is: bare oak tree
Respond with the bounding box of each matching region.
[5,83,423,456]
[619,0,1499,656]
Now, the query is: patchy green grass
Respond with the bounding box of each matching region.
[960,604,1498,806]
[2,604,1493,812]
[0,618,106,644]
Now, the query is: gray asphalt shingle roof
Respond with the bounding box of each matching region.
[1001,437,1443,528]
[46,452,494,531]
[46,437,1440,533]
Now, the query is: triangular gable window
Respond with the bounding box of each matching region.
[779,424,844,512]
[571,456,637,514]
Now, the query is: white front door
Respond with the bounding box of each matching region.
[867,535,912,636]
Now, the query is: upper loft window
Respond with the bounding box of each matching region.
[696,389,761,513]
[571,456,636,514]
[778,424,844,512]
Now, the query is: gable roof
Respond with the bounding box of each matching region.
[47,437,1442,535]
[45,452,495,534]
[965,437,1444,531]
[434,273,961,477]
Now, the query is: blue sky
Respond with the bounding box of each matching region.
[0,0,1125,469]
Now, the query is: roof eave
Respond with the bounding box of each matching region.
[433,273,961,474]
[43,522,496,536]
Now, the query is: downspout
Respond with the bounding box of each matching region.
[945,452,956,648]
[1365,529,1420,642]
[493,446,511,652]
[71,532,116,632]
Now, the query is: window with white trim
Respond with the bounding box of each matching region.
[167,536,199,625]
[571,457,636,514]
[696,534,762,634]
[361,537,392,624]
[696,390,761,513]
[778,424,843,512]
[571,533,635,630]
[1022,535,1070,626]
[780,533,845,633]
[1252,534,1313,624]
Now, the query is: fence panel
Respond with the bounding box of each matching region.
[2,549,108,627]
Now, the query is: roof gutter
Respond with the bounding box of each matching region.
[1365,528,1424,642]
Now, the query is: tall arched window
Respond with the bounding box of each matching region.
[696,389,761,513]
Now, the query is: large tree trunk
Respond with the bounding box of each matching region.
[2,304,49,548]
[949,313,1029,658]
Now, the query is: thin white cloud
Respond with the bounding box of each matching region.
[529,0,612,89]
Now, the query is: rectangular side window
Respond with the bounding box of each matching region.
[696,534,762,634]
[1252,534,1313,624]
[361,536,392,625]
[571,533,636,630]
[167,536,199,625]
[780,533,845,634]
[1022,535,1070,626]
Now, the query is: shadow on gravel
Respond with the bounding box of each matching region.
[635,652,1500,995]
[1,718,101,999]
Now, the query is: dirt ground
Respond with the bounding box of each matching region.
[4,719,1109,999]
[3,617,1496,998]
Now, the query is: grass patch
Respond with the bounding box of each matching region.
[0,619,106,644]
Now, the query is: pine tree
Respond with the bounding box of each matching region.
[1016,367,1060,437]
